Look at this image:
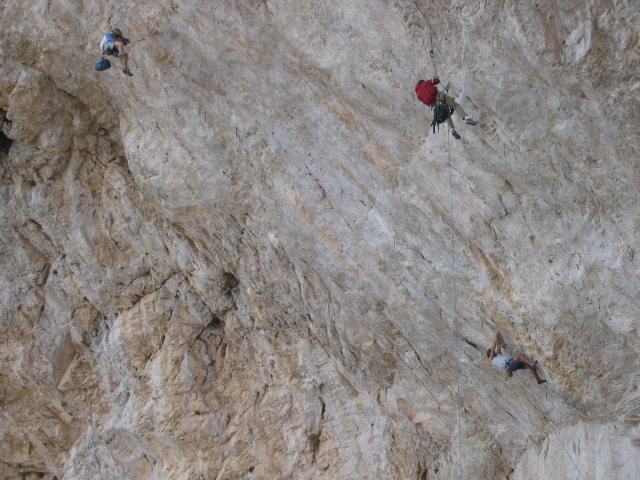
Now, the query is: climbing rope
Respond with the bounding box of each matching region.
[125,76,183,438]
[126,77,160,309]
[516,377,587,480]
[124,77,187,479]
[87,401,105,480]
[411,0,439,77]
[446,126,464,480]
[411,5,587,479]
[412,1,464,475]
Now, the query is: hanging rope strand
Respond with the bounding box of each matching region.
[125,78,188,475]
[126,77,159,310]
[414,5,586,480]
[411,0,439,77]
[516,377,586,480]
[447,127,464,480]
[413,1,463,474]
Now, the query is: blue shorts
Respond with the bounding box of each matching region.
[505,359,525,372]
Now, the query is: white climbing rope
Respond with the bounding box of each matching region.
[411,0,439,78]
[446,126,464,480]
[412,1,464,475]
[126,76,160,311]
[516,377,587,480]
[412,5,588,480]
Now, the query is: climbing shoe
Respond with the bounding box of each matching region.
[452,129,461,140]
[532,360,539,368]
[122,69,133,76]
[537,379,547,385]
[463,115,477,125]
[117,52,128,57]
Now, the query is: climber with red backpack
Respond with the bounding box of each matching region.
[415,78,476,139]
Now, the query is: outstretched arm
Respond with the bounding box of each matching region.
[488,332,502,360]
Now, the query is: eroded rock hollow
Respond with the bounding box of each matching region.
[1,1,639,479]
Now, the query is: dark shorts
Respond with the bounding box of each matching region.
[505,359,525,372]
[102,42,119,56]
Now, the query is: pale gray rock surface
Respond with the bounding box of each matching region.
[0,1,639,479]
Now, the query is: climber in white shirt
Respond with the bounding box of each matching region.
[487,332,546,384]
[100,28,133,76]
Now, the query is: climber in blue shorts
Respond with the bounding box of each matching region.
[100,28,133,76]
[487,332,546,384]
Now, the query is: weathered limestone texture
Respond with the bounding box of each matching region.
[1,0,639,479]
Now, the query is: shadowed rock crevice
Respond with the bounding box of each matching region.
[0,130,12,155]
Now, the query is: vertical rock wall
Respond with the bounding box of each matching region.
[1,0,639,478]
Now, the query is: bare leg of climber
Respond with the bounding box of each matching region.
[514,354,545,383]
[435,92,467,119]
[442,105,459,139]
[439,93,467,118]
[436,92,477,127]
[446,112,455,130]
[115,40,129,70]
[436,92,462,139]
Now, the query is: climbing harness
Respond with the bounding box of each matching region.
[432,104,454,134]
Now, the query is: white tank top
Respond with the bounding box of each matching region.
[491,354,508,369]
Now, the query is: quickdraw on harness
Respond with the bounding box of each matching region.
[431,104,454,134]
[431,81,452,134]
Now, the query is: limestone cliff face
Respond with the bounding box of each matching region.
[1,1,639,479]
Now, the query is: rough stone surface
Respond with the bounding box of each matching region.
[0,1,639,479]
